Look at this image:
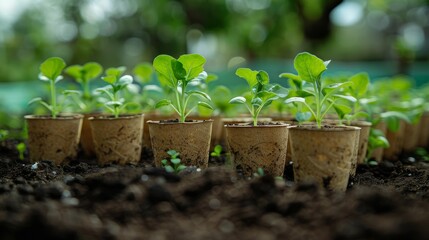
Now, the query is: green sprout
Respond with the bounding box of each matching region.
[0,129,9,142]
[161,150,186,174]
[253,167,265,177]
[29,57,67,118]
[416,148,429,162]
[210,145,223,157]
[153,54,213,123]
[230,68,288,126]
[95,67,134,118]
[64,62,103,113]
[280,52,356,128]
[16,142,26,161]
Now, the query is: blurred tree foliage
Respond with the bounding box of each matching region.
[0,0,428,82]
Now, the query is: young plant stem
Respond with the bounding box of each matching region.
[83,81,91,101]
[113,92,119,118]
[50,80,57,118]
[180,85,186,123]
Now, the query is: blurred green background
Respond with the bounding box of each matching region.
[1,0,429,114]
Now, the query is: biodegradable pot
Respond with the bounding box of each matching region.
[225,123,289,177]
[220,117,272,146]
[403,121,420,152]
[148,120,213,168]
[348,121,371,172]
[418,112,429,147]
[189,115,222,148]
[383,120,406,160]
[80,113,102,157]
[289,125,360,192]
[371,121,387,162]
[25,114,83,165]
[89,114,144,165]
[142,113,174,149]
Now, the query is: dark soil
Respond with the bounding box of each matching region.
[1,140,429,240]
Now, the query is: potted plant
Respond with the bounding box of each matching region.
[225,67,289,177]
[26,57,83,165]
[149,53,213,168]
[64,62,103,157]
[280,52,360,191]
[89,67,144,165]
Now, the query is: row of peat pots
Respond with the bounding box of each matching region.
[24,112,429,192]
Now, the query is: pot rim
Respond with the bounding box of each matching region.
[224,122,289,128]
[289,125,361,131]
[147,119,214,125]
[88,113,144,121]
[24,114,83,120]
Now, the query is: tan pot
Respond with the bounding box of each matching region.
[371,121,387,162]
[403,122,420,152]
[142,113,174,149]
[189,115,222,148]
[289,125,360,192]
[220,117,272,146]
[80,113,102,157]
[418,112,429,147]
[148,120,213,168]
[383,120,406,160]
[225,123,289,177]
[25,114,83,165]
[89,114,144,165]
[349,121,371,168]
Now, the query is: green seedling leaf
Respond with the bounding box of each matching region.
[106,66,126,79]
[236,68,258,88]
[177,165,187,171]
[102,75,117,84]
[349,72,369,97]
[40,57,66,81]
[294,52,327,83]
[197,101,213,110]
[167,149,178,157]
[155,99,172,108]
[165,166,175,173]
[188,90,212,101]
[251,97,263,107]
[285,97,306,104]
[16,142,26,160]
[171,158,181,165]
[133,63,153,83]
[83,62,103,80]
[191,71,208,83]
[161,159,168,166]
[65,65,82,82]
[178,54,206,80]
[332,94,357,102]
[153,54,177,87]
[119,75,133,85]
[333,104,352,119]
[206,74,218,84]
[279,73,301,81]
[229,96,246,104]
[296,111,312,122]
[171,59,187,81]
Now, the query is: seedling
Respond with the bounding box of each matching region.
[253,168,265,177]
[230,68,288,126]
[161,150,186,174]
[280,52,356,128]
[210,145,223,157]
[65,62,103,113]
[16,142,26,160]
[94,67,134,118]
[341,72,370,123]
[366,128,389,162]
[29,57,67,118]
[415,148,429,162]
[153,54,213,122]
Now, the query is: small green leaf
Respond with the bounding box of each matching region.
[268,84,289,98]
[279,72,301,81]
[40,57,66,81]
[256,70,269,85]
[285,97,306,104]
[102,75,117,84]
[188,90,211,101]
[178,54,206,80]
[332,94,357,102]
[349,72,369,97]
[251,97,263,107]
[167,149,178,156]
[83,62,103,81]
[229,96,246,104]
[133,63,153,83]
[106,67,126,79]
[119,75,133,85]
[236,68,258,88]
[333,104,352,119]
[198,101,213,110]
[171,59,187,81]
[161,159,168,166]
[294,52,327,83]
[206,74,218,84]
[296,112,312,122]
[155,99,172,108]
[177,165,186,171]
[165,166,174,173]
[153,54,177,87]
[65,65,83,82]
[171,158,181,165]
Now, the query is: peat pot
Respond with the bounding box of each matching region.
[289,125,360,192]
[383,120,406,160]
[348,121,371,177]
[80,113,102,157]
[25,114,83,165]
[89,114,144,165]
[148,120,213,168]
[225,122,289,177]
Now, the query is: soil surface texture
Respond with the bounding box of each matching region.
[0,140,429,240]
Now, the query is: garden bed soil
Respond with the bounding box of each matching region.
[0,141,429,240]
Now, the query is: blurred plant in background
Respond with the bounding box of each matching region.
[0,0,428,84]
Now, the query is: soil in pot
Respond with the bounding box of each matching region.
[225,122,289,177]
[89,114,144,165]
[289,125,360,191]
[148,119,213,168]
[25,114,83,165]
